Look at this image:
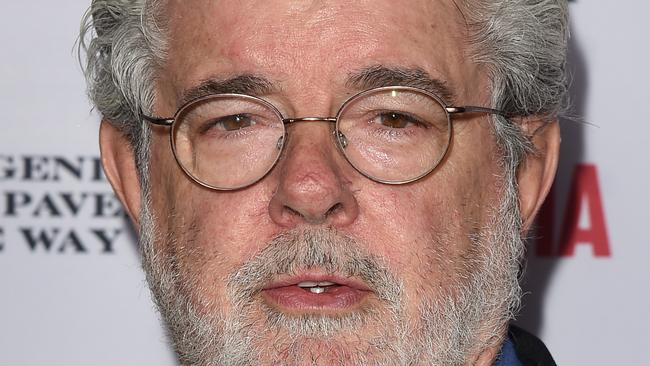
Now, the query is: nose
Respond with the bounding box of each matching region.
[268,123,359,227]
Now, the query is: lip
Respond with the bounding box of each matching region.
[263,272,372,292]
[261,271,373,312]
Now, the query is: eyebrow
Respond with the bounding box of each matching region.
[345,65,458,105]
[178,65,457,108]
[179,74,275,106]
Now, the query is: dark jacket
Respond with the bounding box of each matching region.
[509,325,557,366]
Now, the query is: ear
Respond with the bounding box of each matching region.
[517,119,560,233]
[99,120,143,231]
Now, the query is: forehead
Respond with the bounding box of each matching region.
[163,0,479,104]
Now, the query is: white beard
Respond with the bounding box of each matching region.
[137,186,524,366]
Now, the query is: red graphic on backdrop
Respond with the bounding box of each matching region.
[536,164,611,257]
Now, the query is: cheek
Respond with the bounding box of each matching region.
[169,188,275,264]
[149,126,272,256]
[353,184,450,268]
[154,187,277,313]
[148,136,277,303]
[186,188,275,258]
[352,142,502,285]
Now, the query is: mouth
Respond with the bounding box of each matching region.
[261,271,373,313]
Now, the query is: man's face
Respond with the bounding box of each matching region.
[142,0,520,364]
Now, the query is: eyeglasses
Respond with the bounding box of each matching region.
[142,86,507,190]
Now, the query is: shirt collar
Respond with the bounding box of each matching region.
[494,336,523,366]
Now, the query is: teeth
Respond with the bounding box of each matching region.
[309,287,325,294]
[297,281,318,288]
[297,281,336,288]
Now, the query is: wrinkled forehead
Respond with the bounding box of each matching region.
[162,0,480,104]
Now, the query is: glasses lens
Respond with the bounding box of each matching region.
[172,95,284,189]
[336,87,451,183]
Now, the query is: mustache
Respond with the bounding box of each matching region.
[227,228,403,303]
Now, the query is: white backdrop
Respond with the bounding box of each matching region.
[1,1,648,365]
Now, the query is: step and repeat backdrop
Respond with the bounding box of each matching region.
[1,1,648,365]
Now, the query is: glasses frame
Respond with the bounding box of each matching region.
[142,85,508,190]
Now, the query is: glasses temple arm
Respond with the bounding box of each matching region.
[445,106,512,118]
[141,114,174,126]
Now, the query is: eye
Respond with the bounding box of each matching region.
[212,114,256,131]
[375,111,423,129]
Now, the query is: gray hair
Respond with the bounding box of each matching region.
[78,0,569,181]
[79,0,167,182]
[465,0,569,178]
